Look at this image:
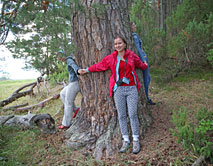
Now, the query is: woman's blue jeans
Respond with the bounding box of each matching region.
[142,57,151,102]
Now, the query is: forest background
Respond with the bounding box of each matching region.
[0,0,212,165]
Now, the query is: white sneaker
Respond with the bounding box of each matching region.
[132,140,140,154]
[120,141,130,153]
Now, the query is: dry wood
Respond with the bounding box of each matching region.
[15,94,60,112]
[0,112,56,134]
[2,103,29,111]
[0,82,36,107]
[0,115,14,125]
[36,74,50,96]
[0,75,50,108]
[0,78,44,107]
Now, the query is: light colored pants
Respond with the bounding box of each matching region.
[114,86,139,139]
[60,81,80,127]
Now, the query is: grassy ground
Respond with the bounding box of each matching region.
[0,80,35,100]
[0,68,212,165]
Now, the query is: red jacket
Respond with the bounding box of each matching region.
[88,49,147,97]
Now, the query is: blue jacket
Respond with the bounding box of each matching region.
[66,56,80,83]
[132,32,147,63]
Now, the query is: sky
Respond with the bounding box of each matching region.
[0,3,41,80]
[0,33,41,80]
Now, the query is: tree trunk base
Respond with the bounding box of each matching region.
[65,106,153,160]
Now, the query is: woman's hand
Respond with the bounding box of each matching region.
[78,69,87,75]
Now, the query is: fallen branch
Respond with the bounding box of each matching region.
[0,115,14,126]
[2,103,29,111]
[15,94,60,112]
[0,82,37,107]
[37,74,50,96]
[0,112,56,134]
[0,77,45,107]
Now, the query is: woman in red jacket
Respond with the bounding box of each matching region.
[78,36,147,154]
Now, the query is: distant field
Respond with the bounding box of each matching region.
[0,80,36,101]
[0,79,81,116]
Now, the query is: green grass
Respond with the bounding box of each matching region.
[0,80,80,165]
[0,79,66,116]
[0,126,46,166]
[172,69,213,83]
[0,72,212,165]
[150,66,213,90]
[0,80,35,101]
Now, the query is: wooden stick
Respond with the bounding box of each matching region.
[2,103,29,111]
[15,94,60,112]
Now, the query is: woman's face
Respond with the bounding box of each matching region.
[114,38,126,52]
[131,23,137,32]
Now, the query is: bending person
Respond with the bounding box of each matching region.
[78,36,147,154]
[131,22,156,105]
[58,50,81,129]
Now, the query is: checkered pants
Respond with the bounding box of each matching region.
[114,86,139,137]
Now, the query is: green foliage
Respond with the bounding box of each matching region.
[130,0,213,81]
[130,0,161,65]
[166,0,213,69]
[4,0,76,75]
[172,69,213,83]
[171,108,213,162]
[207,42,213,65]
[49,63,68,85]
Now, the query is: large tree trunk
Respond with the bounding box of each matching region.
[66,0,152,159]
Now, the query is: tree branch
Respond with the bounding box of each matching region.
[15,94,60,112]
[0,79,43,108]
[2,103,29,111]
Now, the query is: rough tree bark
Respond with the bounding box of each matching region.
[65,0,152,159]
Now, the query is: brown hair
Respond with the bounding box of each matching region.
[130,22,134,26]
[114,35,127,49]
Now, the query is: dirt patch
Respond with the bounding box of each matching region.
[99,103,185,165]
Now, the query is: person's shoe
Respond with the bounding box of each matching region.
[120,141,130,153]
[73,108,80,118]
[148,99,156,105]
[58,125,69,129]
[132,140,140,154]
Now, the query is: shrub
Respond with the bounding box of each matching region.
[207,42,213,66]
[171,108,213,162]
[166,0,213,76]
